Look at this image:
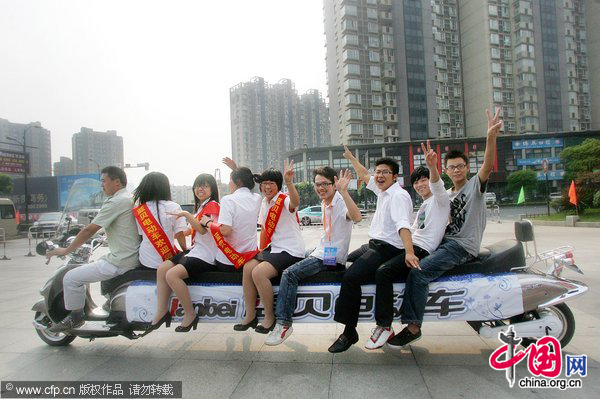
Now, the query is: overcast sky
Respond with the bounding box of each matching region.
[0,0,327,185]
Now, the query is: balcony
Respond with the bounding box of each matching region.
[382,68,395,80]
[379,11,392,21]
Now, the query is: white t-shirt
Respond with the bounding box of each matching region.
[216,187,262,265]
[311,191,354,264]
[411,179,450,254]
[258,192,304,258]
[136,200,187,268]
[187,200,220,265]
[366,176,413,249]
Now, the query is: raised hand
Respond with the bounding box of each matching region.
[486,108,503,138]
[420,139,437,170]
[283,159,294,184]
[167,211,192,220]
[222,157,238,171]
[342,145,355,161]
[334,169,352,192]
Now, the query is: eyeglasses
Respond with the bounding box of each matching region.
[314,182,333,188]
[374,170,393,176]
[446,164,467,172]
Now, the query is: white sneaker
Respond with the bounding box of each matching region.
[265,324,293,346]
[364,326,394,350]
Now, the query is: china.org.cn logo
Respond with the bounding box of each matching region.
[488,326,586,390]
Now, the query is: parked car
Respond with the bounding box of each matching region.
[549,192,563,201]
[485,192,497,205]
[31,212,67,234]
[76,208,100,226]
[298,206,323,226]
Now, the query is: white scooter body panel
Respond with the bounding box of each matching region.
[125,272,527,323]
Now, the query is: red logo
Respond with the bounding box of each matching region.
[489,326,562,387]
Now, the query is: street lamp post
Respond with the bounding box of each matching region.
[6,124,39,226]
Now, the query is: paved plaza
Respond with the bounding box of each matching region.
[0,218,598,398]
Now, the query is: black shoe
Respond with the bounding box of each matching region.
[175,314,199,332]
[141,312,172,337]
[48,315,85,333]
[328,333,359,353]
[233,316,258,331]
[255,320,276,334]
[387,327,421,349]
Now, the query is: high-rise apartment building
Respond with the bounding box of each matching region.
[53,156,74,176]
[72,128,124,174]
[230,77,329,173]
[324,0,465,145]
[0,118,52,177]
[585,0,600,130]
[460,0,592,137]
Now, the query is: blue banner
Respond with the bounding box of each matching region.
[536,170,565,181]
[58,174,101,208]
[512,138,563,149]
[516,157,560,166]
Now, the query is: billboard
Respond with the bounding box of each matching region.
[10,176,59,213]
[58,174,101,208]
[0,149,28,174]
[512,138,563,150]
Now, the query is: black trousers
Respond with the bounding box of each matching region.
[334,239,404,327]
[374,245,429,327]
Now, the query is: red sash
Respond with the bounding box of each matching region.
[133,203,179,261]
[209,223,259,269]
[191,201,220,245]
[259,193,287,250]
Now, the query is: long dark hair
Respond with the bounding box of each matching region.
[193,174,219,212]
[133,172,171,204]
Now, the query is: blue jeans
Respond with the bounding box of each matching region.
[400,238,473,327]
[275,256,328,325]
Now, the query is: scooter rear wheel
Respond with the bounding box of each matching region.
[34,311,77,347]
[511,303,575,348]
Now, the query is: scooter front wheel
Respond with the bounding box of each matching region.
[33,311,76,347]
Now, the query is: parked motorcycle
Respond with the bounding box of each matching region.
[31,181,587,348]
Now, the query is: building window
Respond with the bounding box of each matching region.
[491,48,501,59]
[372,109,383,120]
[347,109,363,120]
[347,123,363,135]
[371,80,382,91]
[368,36,380,47]
[346,79,361,90]
[368,22,379,33]
[369,51,380,62]
[345,63,361,76]
[345,94,362,105]
[343,49,359,61]
[373,124,384,135]
[372,94,383,106]
[367,8,378,19]
[370,65,381,77]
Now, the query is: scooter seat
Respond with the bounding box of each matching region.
[100,239,525,295]
[442,239,525,277]
[101,265,347,295]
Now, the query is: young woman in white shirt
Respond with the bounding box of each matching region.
[143,174,220,335]
[236,162,304,333]
[132,172,188,270]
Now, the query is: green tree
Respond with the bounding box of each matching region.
[295,182,319,209]
[561,138,600,177]
[561,138,600,209]
[507,169,538,199]
[0,174,12,196]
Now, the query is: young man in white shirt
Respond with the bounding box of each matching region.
[265,166,362,346]
[328,150,415,353]
[387,108,502,348]
[366,141,450,349]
